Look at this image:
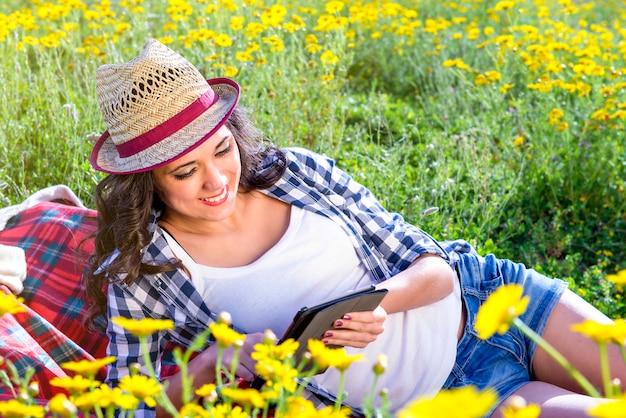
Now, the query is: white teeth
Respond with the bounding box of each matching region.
[201,188,227,203]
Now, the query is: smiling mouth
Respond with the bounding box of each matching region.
[200,187,228,204]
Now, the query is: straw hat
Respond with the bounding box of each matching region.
[90,39,240,174]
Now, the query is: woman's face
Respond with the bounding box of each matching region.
[152,125,242,226]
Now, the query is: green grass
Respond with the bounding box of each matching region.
[1,0,626,317]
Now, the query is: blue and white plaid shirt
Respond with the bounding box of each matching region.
[105,147,476,416]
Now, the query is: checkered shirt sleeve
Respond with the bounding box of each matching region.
[264,147,452,281]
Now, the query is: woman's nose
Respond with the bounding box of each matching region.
[202,164,227,190]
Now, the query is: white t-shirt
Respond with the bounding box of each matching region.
[163,205,461,412]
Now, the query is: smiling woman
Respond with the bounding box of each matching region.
[84,39,626,418]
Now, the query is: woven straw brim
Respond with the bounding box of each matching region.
[91,80,239,174]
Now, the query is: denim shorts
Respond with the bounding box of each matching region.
[442,252,568,415]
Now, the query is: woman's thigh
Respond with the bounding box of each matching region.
[533,288,626,394]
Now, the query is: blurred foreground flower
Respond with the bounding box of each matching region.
[60,356,116,378]
[607,270,626,286]
[220,387,266,409]
[111,317,175,338]
[587,396,626,418]
[47,393,78,417]
[307,339,364,371]
[475,284,529,339]
[397,385,497,418]
[209,322,245,348]
[571,319,626,345]
[0,292,26,317]
[0,399,45,417]
[119,374,162,408]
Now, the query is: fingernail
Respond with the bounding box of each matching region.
[335,320,343,327]
[343,314,352,320]
[325,331,333,337]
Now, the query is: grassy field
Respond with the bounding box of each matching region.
[1,0,626,318]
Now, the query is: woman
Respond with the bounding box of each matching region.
[86,39,626,418]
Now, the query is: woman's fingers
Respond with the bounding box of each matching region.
[323,306,387,348]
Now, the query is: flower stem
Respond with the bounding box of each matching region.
[513,318,601,397]
[597,342,613,398]
[363,374,381,417]
[334,370,347,412]
[140,337,180,416]
[215,346,225,387]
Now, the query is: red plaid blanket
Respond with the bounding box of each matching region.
[0,201,187,404]
[0,201,106,399]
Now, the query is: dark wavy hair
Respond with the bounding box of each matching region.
[85,106,286,332]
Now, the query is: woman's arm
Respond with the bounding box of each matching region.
[377,253,455,314]
[322,254,455,348]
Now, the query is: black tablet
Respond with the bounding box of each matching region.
[280,285,388,354]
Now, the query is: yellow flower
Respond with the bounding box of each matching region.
[0,399,45,418]
[398,386,497,418]
[214,33,233,47]
[591,108,610,121]
[500,83,515,94]
[262,35,285,52]
[304,34,318,44]
[494,1,515,12]
[588,398,626,418]
[50,375,95,394]
[88,383,139,411]
[442,58,470,71]
[220,387,265,409]
[326,1,344,14]
[307,339,364,371]
[485,70,501,82]
[571,319,626,345]
[283,396,319,416]
[196,383,217,401]
[254,358,298,392]
[224,66,239,77]
[556,121,568,131]
[211,404,248,418]
[474,74,489,86]
[549,108,564,124]
[60,356,115,378]
[111,317,174,338]
[475,284,529,340]
[252,337,299,362]
[607,270,626,285]
[320,50,339,65]
[47,393,77,417]
[235,51,253,62]
[118,374,162,408]
[230,16,245,31]
[305,42,323,54]
[316,405,353,417]
[209,322,245,348]
[513,136,525,148]
[0,292,26,317]
[179,403,211,417]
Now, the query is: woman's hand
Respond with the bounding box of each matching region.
[322,305,387,348]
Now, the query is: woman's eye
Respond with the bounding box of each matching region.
[216,142,231,157]
[174,168,197,180]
